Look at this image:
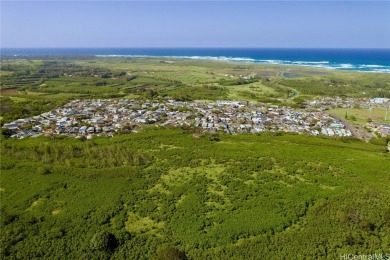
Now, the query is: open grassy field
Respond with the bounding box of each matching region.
[329,107,390,125]
[226,81,281,101]
[0,95,27,102]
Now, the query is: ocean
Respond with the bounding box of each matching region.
[1,48,390,73]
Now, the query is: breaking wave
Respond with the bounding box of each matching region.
[95,54,390,73]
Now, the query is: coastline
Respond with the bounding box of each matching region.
[95,54,390,73]
[1,48,389,73]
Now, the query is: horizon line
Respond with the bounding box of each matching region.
[2,47,390,50]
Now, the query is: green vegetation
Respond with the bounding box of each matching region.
[2,57,390,124]
[1,129,389,259]
[1,57,390,258]
[279,74,390,98]
[330,107,390,125]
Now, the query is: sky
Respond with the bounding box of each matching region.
[1,1,389,48]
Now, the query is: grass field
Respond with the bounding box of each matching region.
[226,81,280,101]
[329,107,390,124]
[0,95,27,102]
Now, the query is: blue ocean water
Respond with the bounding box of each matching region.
[1,48,390,73]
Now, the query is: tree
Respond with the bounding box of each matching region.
[208,132,220,142]
[37,166,52,175]
[154,245,186,260]
[126,75,137,81]
[90,231,118,252]
[1,128,13,138]
[101,73,112,79]
[384,209,390,227]
[95,81,107,86]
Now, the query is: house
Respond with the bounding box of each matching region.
[2,123,19,130]
[32,125,43,132]
[216,100,245,107]
[87,127,95,134]
[68,127,79,134]
[40,119,51,126]
[330,122,344,128]
[102,126,114,132]
[79,126,87,134]
[311,130,319,136]
[327,128,335,136]
[134,118,147,123]
[10,130,33,139]
[371,98,389,104]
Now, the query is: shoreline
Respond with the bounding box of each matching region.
[2,54,389,74]
[95,54,390,73]
[1,48,389,73]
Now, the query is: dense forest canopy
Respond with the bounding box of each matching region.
[1,129,389,259]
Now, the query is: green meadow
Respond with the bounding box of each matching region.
[329,107,390,125]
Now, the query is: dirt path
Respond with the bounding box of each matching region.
[0,88,18,94]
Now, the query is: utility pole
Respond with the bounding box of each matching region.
[369,107,372,119]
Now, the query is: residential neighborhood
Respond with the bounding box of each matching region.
[305,97,390,138]
[5,97,379,140]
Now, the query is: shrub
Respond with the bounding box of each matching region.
[90,231,118,252]
[37,167,52,175]
[154,245,186,260]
